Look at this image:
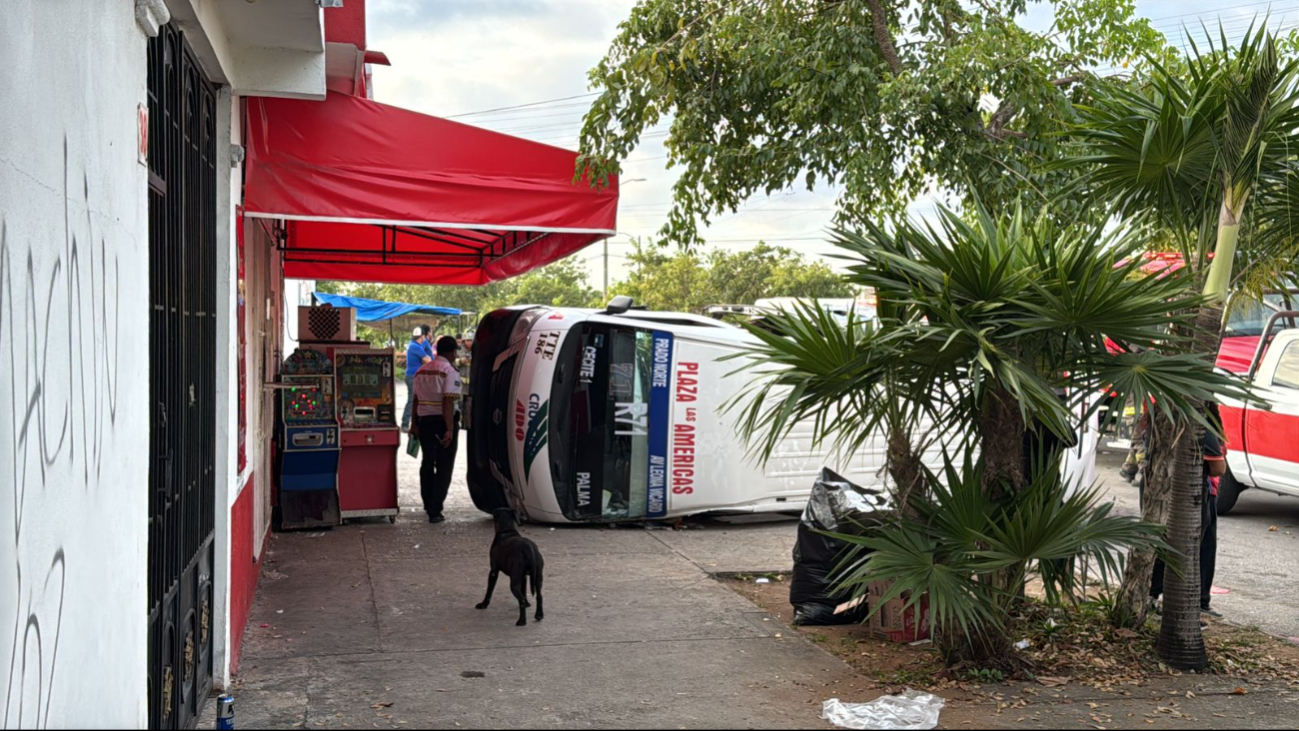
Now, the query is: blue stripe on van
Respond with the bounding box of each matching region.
[647,331,674,518]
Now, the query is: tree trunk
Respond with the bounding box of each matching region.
[1113,408,1177,629]
[979,383,1025,498]
[887,426,925,516]
[1203,199,1243,306]
[862,0,903,75]
[1156,414,1208,671]
[1151,304,1225,669]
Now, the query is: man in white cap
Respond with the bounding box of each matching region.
[402,326,432,431]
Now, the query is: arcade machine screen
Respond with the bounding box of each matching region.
[336,352,396,427]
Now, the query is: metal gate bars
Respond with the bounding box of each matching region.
[147,22,218,731]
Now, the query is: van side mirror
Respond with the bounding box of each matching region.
[604,295,634,315]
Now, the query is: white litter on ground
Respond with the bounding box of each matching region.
[821,690,944,730]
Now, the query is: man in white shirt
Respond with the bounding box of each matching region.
[411,335,462,523]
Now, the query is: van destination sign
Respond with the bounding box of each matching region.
[646,332,673,518]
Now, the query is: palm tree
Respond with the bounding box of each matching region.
[729,203,1243,667]
[1073,26,1299,668]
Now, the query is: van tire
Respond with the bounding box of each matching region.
[468,478,509,514]
[1216,470,1245,516]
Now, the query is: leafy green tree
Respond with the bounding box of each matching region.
[1073,27,1299,667]
[731,204,1243,667]
[482,256,603,311]
[579,0,1168,245]
[316,256,602,344]
[610,242,855,311]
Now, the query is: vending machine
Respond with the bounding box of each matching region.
[276,348,341,530]
[334,348,400,522]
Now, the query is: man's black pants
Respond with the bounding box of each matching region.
[418,413,459,519]
[1149,490,1218,610]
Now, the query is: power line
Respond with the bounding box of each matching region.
[1148,0,1296,23]
[444,92,599,119]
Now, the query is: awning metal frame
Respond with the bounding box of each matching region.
[277,224,555,272]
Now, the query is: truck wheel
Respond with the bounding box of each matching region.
[1216,470,1245,516]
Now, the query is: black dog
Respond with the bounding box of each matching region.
[475,508,545,626]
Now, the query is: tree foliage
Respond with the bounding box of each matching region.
[580,0,1168,246]
[316,256,603,344]
[610,241,854,311]
[315,244,851,345]
[1071,25,1299,669]
[730,203,1243,666]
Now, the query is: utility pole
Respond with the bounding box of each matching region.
[605,179,646,302]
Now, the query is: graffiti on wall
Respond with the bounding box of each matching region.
[2,138,123,729]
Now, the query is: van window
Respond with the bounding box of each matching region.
[1273,341,1299,391]
[550,324,654,520]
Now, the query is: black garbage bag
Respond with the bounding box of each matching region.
[790,468,889,626]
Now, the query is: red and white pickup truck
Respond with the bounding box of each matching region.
[1216,309,1299,515]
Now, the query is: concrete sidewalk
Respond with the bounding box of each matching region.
[223,447,870,729]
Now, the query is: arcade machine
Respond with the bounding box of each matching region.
[334,348,400,522]
[276,348,341,530]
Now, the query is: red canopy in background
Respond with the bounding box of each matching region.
[243,92,618,285]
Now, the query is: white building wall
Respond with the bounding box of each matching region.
[283,278,317,353]
[213,85,241,692]
[0,2,151,727]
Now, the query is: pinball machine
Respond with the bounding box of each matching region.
[276,348,341,530]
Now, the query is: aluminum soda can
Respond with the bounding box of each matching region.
[216,694,235,730]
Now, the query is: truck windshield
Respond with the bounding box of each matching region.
[549,324,654,521]
[1226,293,1297,336]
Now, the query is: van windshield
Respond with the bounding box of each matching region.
[549,324,655,521]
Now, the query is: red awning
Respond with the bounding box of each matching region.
[244,93,618,285]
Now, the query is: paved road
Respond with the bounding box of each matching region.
[1095,451,1299,641]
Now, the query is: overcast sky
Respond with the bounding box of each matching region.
[363,0,1299,286]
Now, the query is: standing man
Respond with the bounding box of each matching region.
[402,326,432,432]
[420,323,434,360]
[412,336,462,523]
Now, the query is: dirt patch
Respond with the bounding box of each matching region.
[722,574,1299,729]
[725,574,949,689]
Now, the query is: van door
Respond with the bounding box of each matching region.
[1245,332,1299,496]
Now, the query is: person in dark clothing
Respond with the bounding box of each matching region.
[411,336,462,523]
[1148,408,1227,617]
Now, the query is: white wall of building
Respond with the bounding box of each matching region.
[283,278,317,354]
[213,85,242,693]
[0,2,151,727]
[0,1,328,724]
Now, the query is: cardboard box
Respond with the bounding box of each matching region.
[866,580,931,643]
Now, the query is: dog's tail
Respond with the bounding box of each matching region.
[527,549,543,597]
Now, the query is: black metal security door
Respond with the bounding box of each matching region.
[147,23,218,730]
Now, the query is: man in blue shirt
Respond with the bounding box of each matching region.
[402,326,432,431]
[420,323,434,361]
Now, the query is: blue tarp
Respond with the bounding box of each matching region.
[312,291,461,322]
